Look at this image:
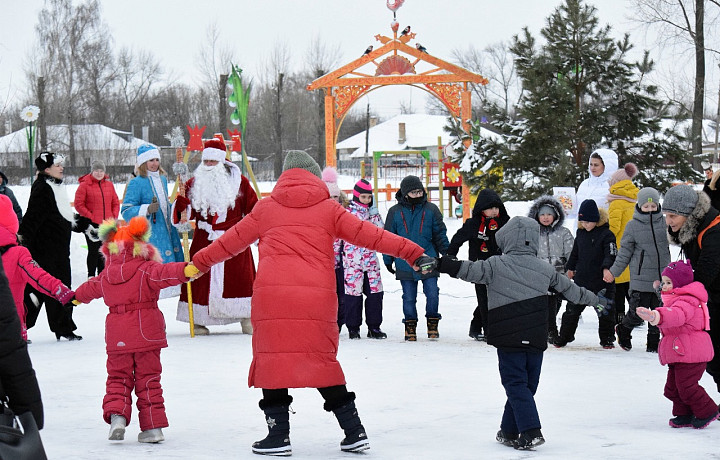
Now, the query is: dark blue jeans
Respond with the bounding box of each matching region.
[400,277,440,321]
[497,349,543,434]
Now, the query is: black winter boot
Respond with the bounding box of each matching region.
[646,326,660,353]
[427,318,439,339]
[331,401,369,452]
[404,320,417,341]
[252,399,292,456]
[514,428,545,450]
[616,324,632,351]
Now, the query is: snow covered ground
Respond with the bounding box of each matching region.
[10,178,719,459]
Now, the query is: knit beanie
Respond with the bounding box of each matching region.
[538,204,557,217]
[662,185,698,217]
[0,195,19,235]
[662,260,694,289]
[636,187,661,208]
[282,150,321,178]
[322,166,341,197]
[91,160,106,172]
[578,199,600,223]
[136,144,160,166]
[400,175,424,197]
[353,178,373,207]
[34,151,65,171]
[608,162,638,186]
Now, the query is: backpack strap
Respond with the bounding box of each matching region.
[698,214,720,250]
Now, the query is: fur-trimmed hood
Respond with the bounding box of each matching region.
[667,191,711,246]
[527,195,566,231]
[577,207,609,229]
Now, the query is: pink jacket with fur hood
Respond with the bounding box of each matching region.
[656,281,713,365]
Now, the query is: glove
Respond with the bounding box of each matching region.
[385,263,396,274]
[73,214,93,232]
[594,288,614,316]
[85,224,100,242]
[57,288,75,306]
[184,263,200,279]
[175,194,191,210]
[414,255,438,273]
[147,201,160,215]
[172,162,189,176]
[437,255,462,277]
[636,307,660,326]
[368,206,380,217]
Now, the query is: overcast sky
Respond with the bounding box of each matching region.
[1,0,715,120]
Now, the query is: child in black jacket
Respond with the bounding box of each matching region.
[555,199,617,349]
[446,189,509,340]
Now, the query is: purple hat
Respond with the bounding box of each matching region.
[662,260,694,289]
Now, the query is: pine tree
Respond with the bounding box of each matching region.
[451,0,699,200]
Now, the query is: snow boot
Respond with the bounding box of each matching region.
[669,415,693,428]
[367,328,387,339]
[427,318,439,339]
[513,428,544,450]
[138,428,164,443]
[253,399,292,456]
[331,401,369,452]
[646,327,660,353]
[108,414,126,441]
[193,324,209,336]
[496,430,518,447]
[691,410,719,429]
[616,324,632,351]
[349,330,361,340]
[404,320,417,342]
[241,318,253,335]
[55,331,83,341]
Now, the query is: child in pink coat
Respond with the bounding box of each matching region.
[74,216,199,444]
[637,260,719,429]
[0,195,74,341]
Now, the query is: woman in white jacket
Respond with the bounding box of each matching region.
[576,148,618,211]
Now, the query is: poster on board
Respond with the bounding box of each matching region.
[553,187,577,217]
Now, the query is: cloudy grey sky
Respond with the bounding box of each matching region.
[0,0,714,119]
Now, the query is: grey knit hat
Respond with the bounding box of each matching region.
[662,185,698,217]
[636,187,660,207]
[91,160,106,172]
[400,175,424,196]
[538,204,557,217]
[282,150,321,178]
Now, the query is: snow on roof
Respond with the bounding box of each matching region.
[0,124,148,153]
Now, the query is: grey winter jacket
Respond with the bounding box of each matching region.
[454,216,599,351]
[528,196,574,273]
[609,206,670,293]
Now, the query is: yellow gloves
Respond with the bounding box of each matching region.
[184,264,200,279]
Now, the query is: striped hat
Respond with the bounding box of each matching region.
[353,178,373,207]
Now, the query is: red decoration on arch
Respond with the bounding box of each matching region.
[186,125,206,151]
[228,129,242,153]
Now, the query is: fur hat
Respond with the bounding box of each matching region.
[578,199,600,223]
[662,260,694,289]
[282,150,321,178]
[136,144,160,166]
[34,151,66,171]
[608,162,638,186]
[322,166,341,197]
[662,184,698,217]
[91,160,106,172]
[400,175,424,197]
[202,138,227,162]
[636,187,661,208]
[99,216,161,261]
[0,195,19,235]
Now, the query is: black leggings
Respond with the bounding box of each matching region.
[262,385,352,412]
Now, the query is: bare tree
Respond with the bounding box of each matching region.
[195,23,237,133]
[259,42,292,178]
[115,47,162,134]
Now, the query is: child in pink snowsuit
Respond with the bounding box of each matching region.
[637,260,719,429]
[0,195,74,341]
[74,216,198,444]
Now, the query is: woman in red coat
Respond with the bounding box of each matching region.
[192,151,428,456]
[74,217,197,444]
[74,160,120,277]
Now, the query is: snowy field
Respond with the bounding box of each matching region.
[10,177,719,459]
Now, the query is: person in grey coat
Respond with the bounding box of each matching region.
[436,216,608,451]
[604,187,670,352]
[528,195,574,343]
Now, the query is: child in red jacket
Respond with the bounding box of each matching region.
[0,195,74,341]
[74,217,199,444]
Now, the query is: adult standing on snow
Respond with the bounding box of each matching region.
[18,151,94,341]
[703,167,720,211]
[121,145,183,265]
[663,184,720,393]
[74,160,119,278]
[0,169,23,223]
[192,150,429,456]
[575,148,618,211]
[172,139,257,336]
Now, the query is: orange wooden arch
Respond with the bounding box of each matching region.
[307,24,488,167]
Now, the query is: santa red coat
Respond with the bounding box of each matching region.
[192,169,425,389]
[173,170,257,324]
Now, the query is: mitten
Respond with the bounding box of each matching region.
[172,162,189,176]
[636,307,660,326]
[63,298,80,313]
[73,214,93,232]
[369,206,380,216]
[385,262,396,274]
[175,194,191,210]
[147,201,160,215]
[594,288,613,316]
[85,224,100,242]
[56,287,75,306]
[184,263,200,279]
[414,255,438,273]
[437,255,462,278]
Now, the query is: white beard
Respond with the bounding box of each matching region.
[190,163,238,218]
[46,178,74,223]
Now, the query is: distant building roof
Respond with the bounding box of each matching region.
[0,124,148,153]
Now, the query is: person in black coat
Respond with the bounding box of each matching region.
[703,168,720,212]
[0,170,22,223]
[0,256,44,429]
[446,188,509,340]
[18,152,93,341]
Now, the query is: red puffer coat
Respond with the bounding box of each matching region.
[74,174,120,225]
[193,169,425,389]
[74,241,189,354]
